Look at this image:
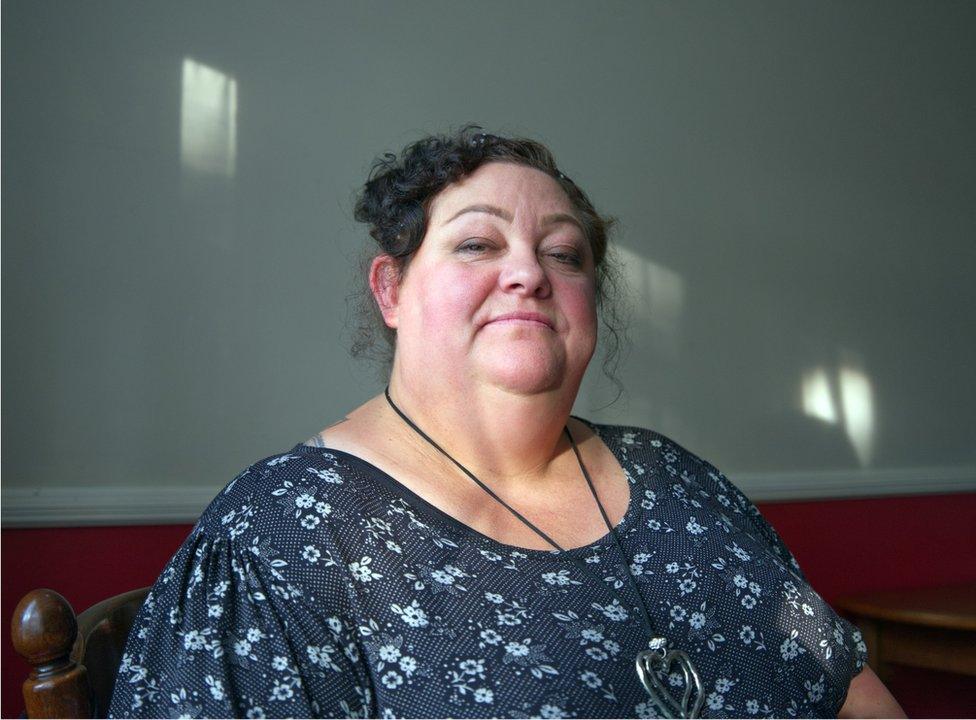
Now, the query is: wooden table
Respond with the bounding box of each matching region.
[835,584,976,681]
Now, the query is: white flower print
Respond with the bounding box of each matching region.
[246,627,265,642]
[270,681,293,701]
[689,612,706,630]
[378,644,401,663]
[635,701,655,718]
[314,501,331,516]
[234,639,252,656]
[593,599,629,621]
[585,646,608,661]
[746,699,760,714]
[679,578,697,595]
[349,557,383,583]
[602,639,621,656]
[300,514,321,530]
[474,688,493,704]
[580,671,602,688]
[183,630,206,651]
[399,656,418,676]
[729,542,752,561]
[542,570,578,586]
[742,595,757,609]
[733,574,748,588]
[459,659,483,674]
[740,625,755,644]
[271,656,288,671]
[205,675,224,701]
[780,629,806,661]
[485,592,504,603]
[381,671,403,689]
[581,627,604,642]
[392,600,428,628]
[302,545,321,563]
[802,603,814,616]
[715,677,735,693]
[431,569,455,584]
[540,703,568,718]
[505,641,530,657]
[749,581,762,596]
[806,674,825,703]
[207,604,223,618]
[706,692,724,710]
[246,707,265,719]
[670,605,687,622]
[480,628,502,645]
[295,493,315,509]
[307,466,343,483]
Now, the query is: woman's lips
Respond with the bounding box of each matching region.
[485,312,555,329]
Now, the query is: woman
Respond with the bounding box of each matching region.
[110,128,903,718]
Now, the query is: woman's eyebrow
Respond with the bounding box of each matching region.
[444,204,584,233]
[444,204,512,224]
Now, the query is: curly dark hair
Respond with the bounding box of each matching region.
[350,125,625,394]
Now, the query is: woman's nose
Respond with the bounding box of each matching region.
[498,249,551,298]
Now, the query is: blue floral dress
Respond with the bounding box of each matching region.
[109,422,866,718]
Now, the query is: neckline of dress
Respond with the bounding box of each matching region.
[293,417,642,558]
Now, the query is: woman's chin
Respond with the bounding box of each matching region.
[475,353,570,396]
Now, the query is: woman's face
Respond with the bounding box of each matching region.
[378,161,598,397]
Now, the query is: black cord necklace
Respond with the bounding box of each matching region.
[383,386,704,718]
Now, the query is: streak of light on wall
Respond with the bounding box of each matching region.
[802,368,838,424]
[800,359,876,466]
[839,365,875,467]
[615,245,685,360]
[180,58,237,178]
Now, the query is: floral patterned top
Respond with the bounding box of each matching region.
[110,422,866,719]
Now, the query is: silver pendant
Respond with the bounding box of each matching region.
[635,642,704,719]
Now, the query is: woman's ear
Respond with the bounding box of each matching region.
[369,255,401,329]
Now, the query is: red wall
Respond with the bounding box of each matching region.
[4,493,975,718]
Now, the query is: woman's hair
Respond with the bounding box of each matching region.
[350,125,625,393]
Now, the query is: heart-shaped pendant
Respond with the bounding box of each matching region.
[635,646,704,719]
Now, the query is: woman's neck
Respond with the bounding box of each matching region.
[387,367,579,485]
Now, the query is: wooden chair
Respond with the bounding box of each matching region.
[11,587,150,718]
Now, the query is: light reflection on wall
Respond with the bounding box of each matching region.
[801,357,876,466]
[801,368,838,424]
[839,366,875,467]
[615,245,685,360]
[180,58,237,178]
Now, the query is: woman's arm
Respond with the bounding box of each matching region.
[838,665,906,718]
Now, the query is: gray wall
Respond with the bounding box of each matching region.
[4,1,975,515]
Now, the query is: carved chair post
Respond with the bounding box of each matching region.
[11,589,94,718]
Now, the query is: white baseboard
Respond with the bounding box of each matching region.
[733,464,976,502]
[1,485,220,528]
[2,466,975,528]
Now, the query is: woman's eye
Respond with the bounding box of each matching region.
[458,239,490,253]
[548,250,582,266]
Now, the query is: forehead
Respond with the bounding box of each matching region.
[427,162,576,224]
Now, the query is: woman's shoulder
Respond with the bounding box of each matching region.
[192,444,363,539]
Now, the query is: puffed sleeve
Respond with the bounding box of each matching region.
[109,524,371,718]
[695,456,809,580]
[681,440,870,691]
